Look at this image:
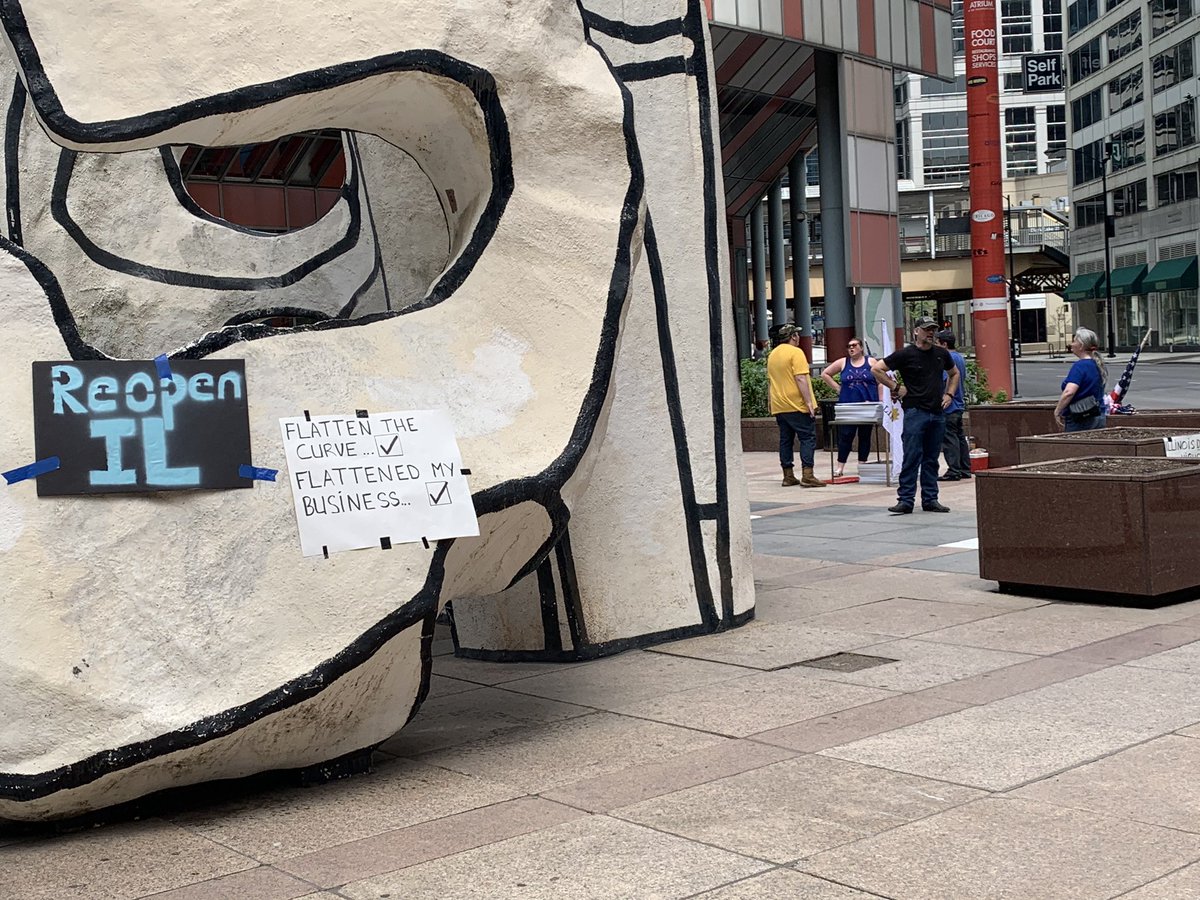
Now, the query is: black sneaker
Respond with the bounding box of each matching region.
[888,503,914,514]
[937,474,960,482]
[959,472,973,479]
[922,501,951,513]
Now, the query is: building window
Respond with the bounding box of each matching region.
[1005,107,1038,175]
[1154,99,1198,156]
[1002,0,1034,54]
[1107,0,1130,10]
[1112,180,1148,217]
[1151,0,1195,39]
[1107,10,1142,65]
[922,75,967,95]
[1157,167,1200,205]
[952,0,965,55]
[1071,87,1103,129]
[895,77,909,106]
[897,119,912,181]
[177,130,346,232]
[1111,124,1146,171]
[1108,66,1144,112]
[1047,105,1067,158]
[1075,193,1104,227]
[1044,0,1064,50]
[806,152,820,186]
[922,111,970,183]
[1153,40,1193,94]
[1068,0,1099,36]
[1070,37,1102,83]
[1003,72,1025,91]
[1073,140,1106,185]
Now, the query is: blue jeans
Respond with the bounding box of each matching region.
[1065,414,1107,433]
[776,411,816,469]
[836,423,874,464]
[897,407,946,507]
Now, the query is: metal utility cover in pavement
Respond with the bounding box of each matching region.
[793,652,898,672]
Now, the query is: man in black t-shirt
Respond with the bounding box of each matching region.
[870,316,960,514]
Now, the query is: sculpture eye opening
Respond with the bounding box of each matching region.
[175,129,347,233]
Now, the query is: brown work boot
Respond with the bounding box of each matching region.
[800,467,827,488]
[781,466,800,486]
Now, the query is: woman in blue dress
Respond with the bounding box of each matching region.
[821,337,883,477]
[1054,327,1108,432]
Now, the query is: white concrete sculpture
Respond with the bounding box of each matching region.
[0,0,752,821]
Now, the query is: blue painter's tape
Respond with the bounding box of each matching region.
[239,464,278,482]
[154,354,172,381]
[3,456,61,485]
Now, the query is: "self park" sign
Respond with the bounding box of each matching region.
[31,360,252,496]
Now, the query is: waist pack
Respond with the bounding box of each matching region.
[1067,394,1100,419]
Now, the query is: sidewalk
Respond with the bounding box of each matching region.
[5,454,1200,899]
[1014,351,1200,365]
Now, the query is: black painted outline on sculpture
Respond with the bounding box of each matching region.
[579,9,685,44]
[614,57,690,82]
[0,6,514,360]
[535,560,564,654]
[4,78,24,246]
[0,6,643,805]
[555,529,588,650]
[0,234,105,359]
[683,0,736,622]
[645,212,720,629]
[53,142,364,291]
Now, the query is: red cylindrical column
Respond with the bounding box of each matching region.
[964,0,1013,396]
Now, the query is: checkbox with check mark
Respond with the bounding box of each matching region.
[426,481,451,506]
[375,435,403,457]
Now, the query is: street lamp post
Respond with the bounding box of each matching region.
[1050,141,1119,358]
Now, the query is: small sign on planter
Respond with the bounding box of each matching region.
[31,359,252,496]
[279,409,479,557]
[1164,433,1200,458]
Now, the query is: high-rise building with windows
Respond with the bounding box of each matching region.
[1063,0,1200,351]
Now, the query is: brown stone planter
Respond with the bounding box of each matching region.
[741,414,883,454]
[966,402,1057,469]
[977,456,1200,598]
[1016,427,1192,465]
[1110,410,1200,432]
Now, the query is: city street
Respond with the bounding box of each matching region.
[1007,358,1200,408]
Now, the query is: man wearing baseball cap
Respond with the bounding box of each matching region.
[870,316,960,514]
[767,323,826,488]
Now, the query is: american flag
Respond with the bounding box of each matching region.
[1108,329,1153,414]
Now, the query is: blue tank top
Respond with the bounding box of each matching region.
[839,357,877,404]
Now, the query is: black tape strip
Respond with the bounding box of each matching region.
[356,409,369,418]
[380,537,392,550]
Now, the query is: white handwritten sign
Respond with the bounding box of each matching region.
[1164,433,1200,458]
[279,410,479,557]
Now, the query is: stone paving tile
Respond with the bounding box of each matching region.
[424,674,483,699]
[751,585,879,622]
[429,655,585,686]
[609,669,895,737]
[542,739,796,814]
[758,536,923,564]
[377,686,590,757]
[799,797,1200,900]
[918,655,1105,706]
[1119,863,1200,898]
[647,620,882,670]
[858,547,963,567]
[499,650,751,710]
[752,518,913,540]
[751,553,838,582]
[0,820,255,900]
[168,757,524,864]
[790,638,1034,693]
[692,869,879,898]
[277,797,582,889]
[1125,635,1200,674]
[860,526,978,548]
[897,550,979,575]
[416,712,729,793]
[141,866,314,900]
[920,604,1151,655]
[1180,722,1200,737]
[614,754,985,864]
[796,597,1007,637]
[796,567,1023,608]
[752,693,969,753]
[335,816,770,900]
[1010,735,1200,833]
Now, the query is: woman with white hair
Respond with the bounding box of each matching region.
[1054,327,1108,432]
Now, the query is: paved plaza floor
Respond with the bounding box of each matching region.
[7,452,1200,899]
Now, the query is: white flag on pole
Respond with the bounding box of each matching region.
[879,319,904,481]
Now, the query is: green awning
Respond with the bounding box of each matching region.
[1107,263,1147,297]
[1062,271,1104,301]
[1144,255,1199,293]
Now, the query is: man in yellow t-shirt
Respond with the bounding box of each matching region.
[766,324,826,488]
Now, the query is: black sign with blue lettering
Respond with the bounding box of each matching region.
[31,360,252,496]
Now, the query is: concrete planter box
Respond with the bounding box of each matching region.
[741,413,885,454]
[1111,410,1200,432]
[977,456,1200,598]
[1016,427,1190,465]
[967,402,1057,469]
